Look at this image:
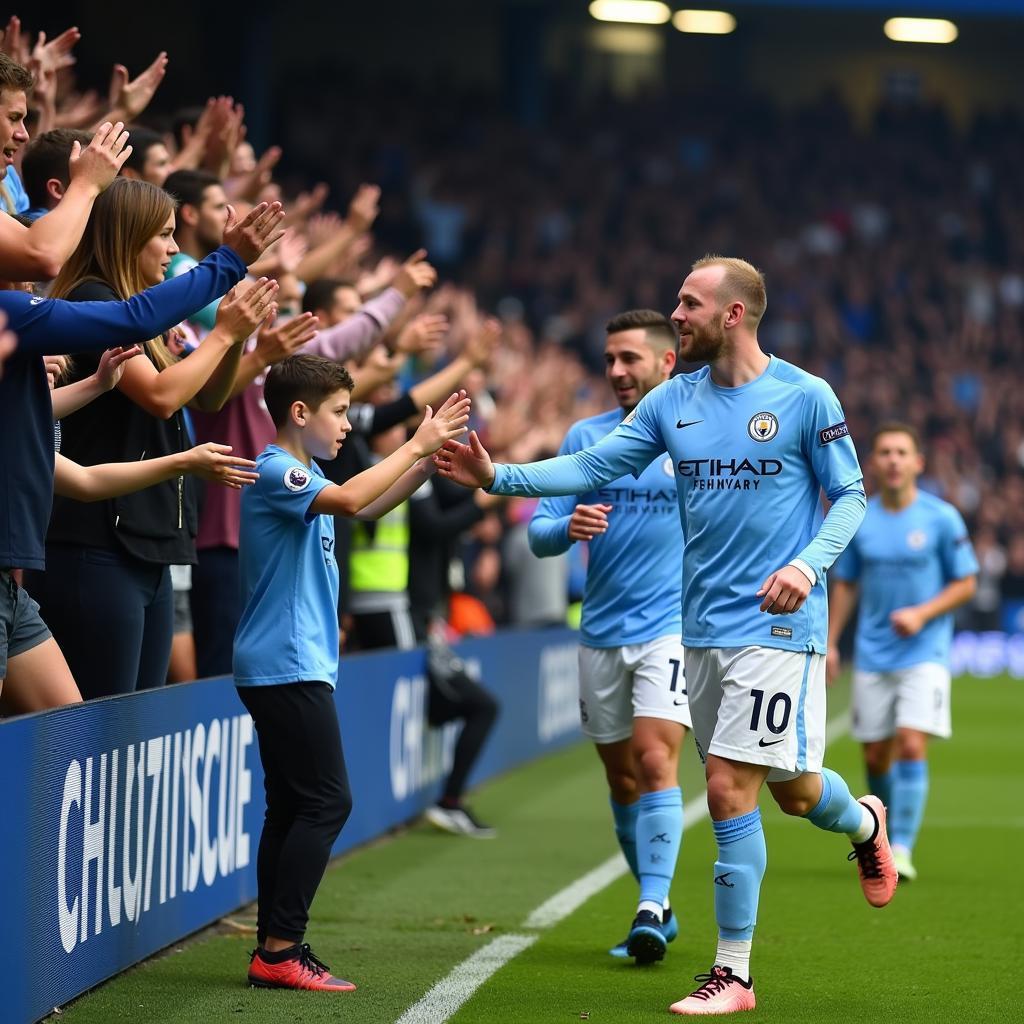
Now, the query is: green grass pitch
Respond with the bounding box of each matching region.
[59,674,1023,1023]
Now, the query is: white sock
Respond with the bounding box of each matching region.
[715,938,752,982]
[663,897,671,911]
[850,803,876,844]
[638,900,663,920]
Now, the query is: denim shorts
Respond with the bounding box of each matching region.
[0,570,52,679]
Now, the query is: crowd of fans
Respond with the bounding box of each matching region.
[0,16,1019,716]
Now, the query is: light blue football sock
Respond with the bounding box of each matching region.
[610,797,640,882]
[805,768,869,836]
[867,769,893,809]
[889,760,929,852]
[636,787,683,909]
[712,809,766,941]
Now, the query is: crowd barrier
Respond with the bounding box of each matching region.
[0,627,582,1024]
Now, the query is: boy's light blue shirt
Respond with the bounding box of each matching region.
[490,356,865,654]
[528,407,682,648]
[234,445,340,687]
[833,491,978,672]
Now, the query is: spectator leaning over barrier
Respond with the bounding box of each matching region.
[0,201,279,712]
[21,184,285,701]
[236,354,470,993]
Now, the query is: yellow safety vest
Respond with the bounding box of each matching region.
[349,500,409,593]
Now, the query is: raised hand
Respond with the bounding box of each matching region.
[396,313,448,355]
[285,182,329,226]
[184,443,259,489]
[0,16,28,64]
[393,249,437,298]
[223,202,287,265]
[254,312,320,366]
[215,278,279,341]
[433,430,495,489]
[68,121,132,193]
[31,26,80,78]
[568,503,612,542]
[410,390,471,458]
[346,183,381,234]
[108,52,168,122]
[463,316,502,368]
[96,345,142,390]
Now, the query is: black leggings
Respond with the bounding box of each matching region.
[24,544,173,699]
[236,682,353,946]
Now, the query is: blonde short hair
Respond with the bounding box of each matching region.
[691,254,767,325]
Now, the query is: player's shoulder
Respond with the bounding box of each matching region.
[674,365,711,388]
[767,356,837,400]
[572,407,622,437]
[916,489,965,526]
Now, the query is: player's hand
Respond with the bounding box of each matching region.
[410,390,471,458]
[568,503,612,542]
[757,564,812,614]
[184,443,259,489]
[825,644,842,686]
[96,345,142,390]
[43,355,67,390]
[68,121,132,194]
[890,606,926,638]
[433,430,495,489]
[223,201,287,265]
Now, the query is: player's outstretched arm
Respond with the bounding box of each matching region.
[53,443,258,501]
[433,430,495,489]
[312,391,471,518]
[825,578,860,684]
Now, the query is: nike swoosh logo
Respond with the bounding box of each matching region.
[676,419,703,429]
[758,737,785,747]
[673,698,687,706]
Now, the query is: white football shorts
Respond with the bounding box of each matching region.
[684,646,826,781]
[851,661,952,742]
[577,635,692,744]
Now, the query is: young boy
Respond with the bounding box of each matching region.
[236,354,470,992]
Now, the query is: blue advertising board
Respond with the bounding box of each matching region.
[0,628,582,1024]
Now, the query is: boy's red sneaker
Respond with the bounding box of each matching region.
[248,944,357,992]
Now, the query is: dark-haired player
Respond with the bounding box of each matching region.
[529,309,689,963]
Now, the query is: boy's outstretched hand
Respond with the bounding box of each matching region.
[433,430,495,489]
[409,390,471,458]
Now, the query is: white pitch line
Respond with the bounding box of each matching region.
[524,793,710,930]
[396,710,852,1023]
[394,934,537,1024]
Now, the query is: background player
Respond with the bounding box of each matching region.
[434,255,897,1016]
[235,355,470,993]
[827,422,978,882]
[528,309,689,964]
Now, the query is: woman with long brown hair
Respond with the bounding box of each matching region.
[23,177,280,700]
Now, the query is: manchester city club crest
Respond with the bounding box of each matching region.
[747,411,779,442]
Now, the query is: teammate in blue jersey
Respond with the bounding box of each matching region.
[529,309,690,964]
[436,255,898,1016]
[235,354,469,994]
[827,422,978,883]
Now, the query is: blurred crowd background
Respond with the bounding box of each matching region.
[9,0,1024,700]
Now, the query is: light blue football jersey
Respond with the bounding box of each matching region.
[490,356,865,653]
[234,445,340,688]
[528,407,682,648]
[833,491,978,672]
